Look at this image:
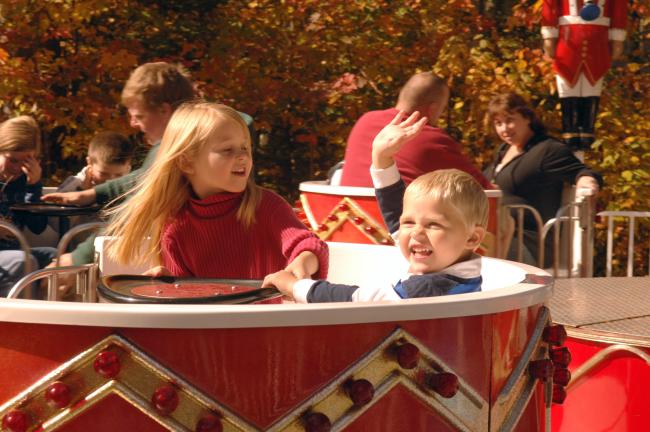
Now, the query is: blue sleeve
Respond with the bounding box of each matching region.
[375,179,405,235]
[306,280,359,303]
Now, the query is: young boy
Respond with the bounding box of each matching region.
[264,111,488,302]
[57,131,133,192]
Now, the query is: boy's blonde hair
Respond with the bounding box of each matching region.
[106,102,262,266]
[88,131,134,165]
[405,169,488,229]
[121,62,195,110]
[0,116,41,153]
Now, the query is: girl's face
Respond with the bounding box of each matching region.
[186,118,252,199]
[0,151,34,181]
[492,111,533,148]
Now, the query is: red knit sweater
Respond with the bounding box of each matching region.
[161,189,329,280]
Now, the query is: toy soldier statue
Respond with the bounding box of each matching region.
[541,0,628,151]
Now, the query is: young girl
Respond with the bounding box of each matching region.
[106,102,328,281]
[0,116,56,296]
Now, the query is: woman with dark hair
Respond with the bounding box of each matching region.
[483,91,602,266]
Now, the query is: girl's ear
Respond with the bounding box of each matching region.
[177,154,195,175]
[465,225,486,251]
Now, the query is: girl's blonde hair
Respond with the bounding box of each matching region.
[0,116,41,153]
[106,102,261,266]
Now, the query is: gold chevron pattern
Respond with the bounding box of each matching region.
[0,323,552,432]
[298,195,394,245]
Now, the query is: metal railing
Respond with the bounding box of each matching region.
[6,265,98,302]
[505,189,596,278]
[598,211,650,277]
[5,221,105,301]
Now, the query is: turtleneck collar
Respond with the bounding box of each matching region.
[187,191,244,219]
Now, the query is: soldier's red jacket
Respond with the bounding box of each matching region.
[541,0,627,86]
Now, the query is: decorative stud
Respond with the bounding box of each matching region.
[303,412,331,432]
[552,384,567,404]
[45,381,72,409]
[338,203,349,211]
[2,409,30,432]
[93,350,121,378]
[380,238,393,245]
[317,224,328,232]
[395,343,420,369]
[427,372,459,398]
[296,211,306,219]
[550,347,572,367]
[542,325,567,346]
[553,367,571,386]
[151,384,179,415]
[364,226,376,234]
[294,200,303,209]
[344,379,374,407]
[196,413,223,432]
[529,359,554,382]
[352,216,364,225]
[327,214,338,222]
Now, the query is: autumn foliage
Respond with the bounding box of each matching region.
[0,0,648,274]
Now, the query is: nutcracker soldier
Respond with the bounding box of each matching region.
[541,0,628,151]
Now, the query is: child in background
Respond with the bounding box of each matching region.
[57,131,134,192]
[106,102,328,281]
[0,116,56,296]
[263,112,487,302]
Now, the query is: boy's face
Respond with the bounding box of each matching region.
[398,193,481,275]
[87,157,131,185]
[126,101,173,144]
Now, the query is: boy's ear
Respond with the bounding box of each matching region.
[177,154,194,175]
[465,225,486,251]
[85,156,92,166]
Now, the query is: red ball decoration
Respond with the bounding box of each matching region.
[45,381,72,408]
[380,238,392,245]
[317,224,328,232]
[352,216,364,225]
[543,325,567,346]
[327,214,338,222]
[296,211,306,219]
[2,409,29,432]
[338,203,349,211]
[553,367,571,386]
[294,200,303,209]
[550,347,572,367]
[303,412,331,432]
[345,379,375,407]
[93,350,121,378]
[364,226,376,234]
[196,413,223,432]
[552,384,567,404]
[396,343,420,369]
[151,384,179,415]
[529,359,554,382]
[427,372,459,398]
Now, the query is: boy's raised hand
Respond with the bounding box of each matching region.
[372,110,428,169]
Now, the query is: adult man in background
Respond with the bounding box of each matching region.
[339,72,492,189]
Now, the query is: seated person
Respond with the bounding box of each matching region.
[264,112,487,302]
[339,72,492,189]
[0,116,56,296]
[57,131,133,192]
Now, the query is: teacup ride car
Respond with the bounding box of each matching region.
[297,180,504,257]
[0,236,561,432]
